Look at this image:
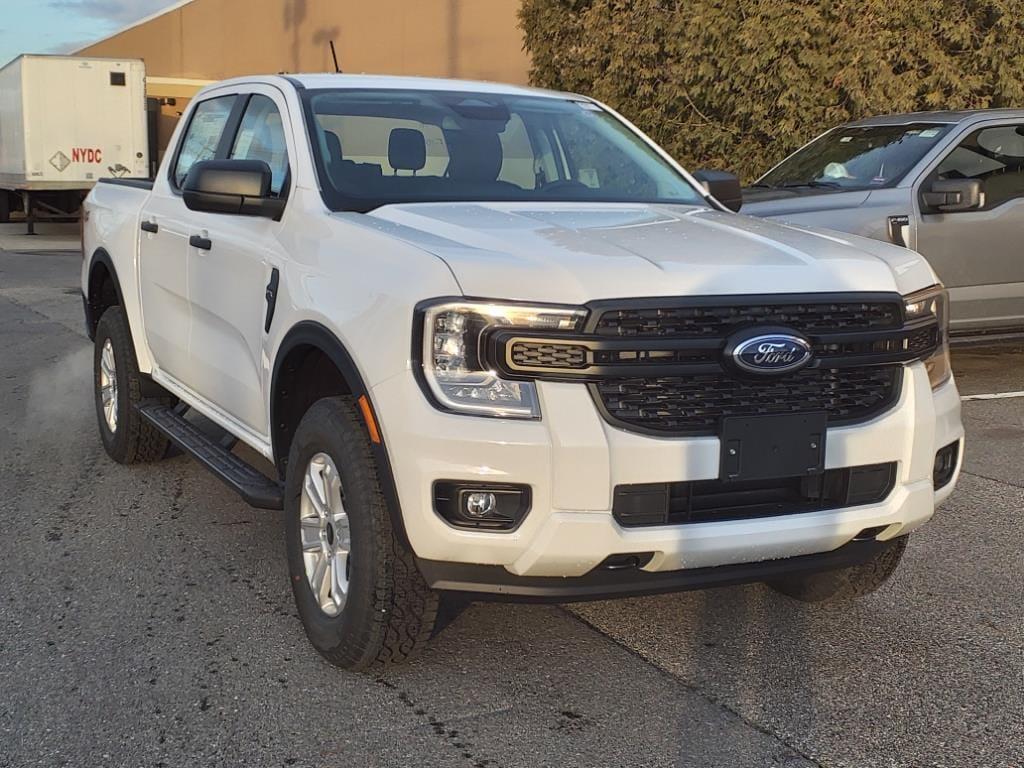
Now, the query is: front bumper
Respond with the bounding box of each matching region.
[372,361,963,587]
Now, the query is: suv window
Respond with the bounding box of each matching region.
[230,94,290,196]
[934,124,1024,209]
[173,95,235,188]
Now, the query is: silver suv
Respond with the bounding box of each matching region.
[740,110,1024,337]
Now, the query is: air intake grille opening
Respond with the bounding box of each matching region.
[613,462,897,527]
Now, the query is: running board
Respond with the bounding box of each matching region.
[137,402,284,510]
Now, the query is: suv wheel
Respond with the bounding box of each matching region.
[93,306,169,464]
[284,396,439,670]
[768,536,909,603]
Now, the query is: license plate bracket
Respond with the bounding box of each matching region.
[719,412,827,482]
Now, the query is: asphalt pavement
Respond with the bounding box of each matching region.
[1,249,1020,768]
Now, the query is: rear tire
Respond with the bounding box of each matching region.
[768,537,909,603]
[93,306,169,464]
[284,396,439,670]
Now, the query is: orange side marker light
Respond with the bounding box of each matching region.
[357,394,382,444]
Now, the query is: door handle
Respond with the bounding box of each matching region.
[140,220,158,233]
[189,235,212,250]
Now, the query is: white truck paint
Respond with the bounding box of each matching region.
[81,75,965,669]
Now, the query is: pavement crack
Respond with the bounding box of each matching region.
[561,606,827,768]
[375,676,506,768]
[960,469,1024,490]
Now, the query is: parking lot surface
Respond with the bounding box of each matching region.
[1,249,1020,768]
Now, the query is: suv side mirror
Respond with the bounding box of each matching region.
[693,169,742,212]
[921,178,982,213]
[182,159,286,219]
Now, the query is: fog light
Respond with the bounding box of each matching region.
[933,441,959,490]
[433,481,532,531]
[465,492,497,518]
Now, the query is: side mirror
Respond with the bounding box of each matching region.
[921,178,982,213]
[693,169,742,212]
[182,159,285,219]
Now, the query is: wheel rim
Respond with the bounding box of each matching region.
[299,452,351,617]
[99,338,118,434]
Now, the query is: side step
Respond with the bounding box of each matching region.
[137,402,284,510]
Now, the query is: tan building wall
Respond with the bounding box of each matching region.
[78,0,529,83]
[78,0,530,160]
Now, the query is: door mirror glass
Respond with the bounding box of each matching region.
[693,169,742,211]
[182,159,285,219]
[921,178,982,213]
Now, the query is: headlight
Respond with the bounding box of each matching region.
[419,300,586,418]
[904,285,951,389]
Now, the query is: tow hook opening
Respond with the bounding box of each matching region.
[597,552,655,571]
[854,525,889,541]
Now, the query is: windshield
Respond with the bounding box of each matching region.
[756,123,953,191]
[301,89,704,211]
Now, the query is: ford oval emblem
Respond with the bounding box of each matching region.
[732,334,813,375]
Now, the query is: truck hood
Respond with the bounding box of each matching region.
[363,202,936,303]
[740,188,872,217]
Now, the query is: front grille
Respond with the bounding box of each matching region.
[594,300,901,338]
[593,366,902,435]
[613,462,897,526]
[510,340,588,369]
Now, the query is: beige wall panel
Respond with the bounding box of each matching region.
[80,0,529,84]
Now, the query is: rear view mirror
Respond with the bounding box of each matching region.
[693,169,742,212]
[182,159,285,219]
[921,178,982,213]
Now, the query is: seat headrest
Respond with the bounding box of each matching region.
[324,131,343,162]
[446,130,502,182]
[388,128,426,172]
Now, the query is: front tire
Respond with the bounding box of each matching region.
[768,536,909,603]
[284,397,439,670]
[93,306,169,464]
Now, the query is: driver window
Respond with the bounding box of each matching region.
[230,95,290,196]
[934,124,1024,209]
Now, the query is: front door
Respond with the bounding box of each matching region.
[915,122,1024,333]
[185,89,293,436]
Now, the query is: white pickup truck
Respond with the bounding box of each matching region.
[82,74,964,670]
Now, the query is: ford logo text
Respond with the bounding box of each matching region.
[731,334,813,374]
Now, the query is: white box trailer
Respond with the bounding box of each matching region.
[0,54,148,231]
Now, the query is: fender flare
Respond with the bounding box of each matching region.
[270,321,412,549]
[84,248,126,340]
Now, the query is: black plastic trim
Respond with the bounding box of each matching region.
[271,322,411,549]
[588,366,904,438]
[84,248,126,340]
[97,178,154,190]
[418,536,902,601]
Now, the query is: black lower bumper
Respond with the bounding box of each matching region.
[417,537,899,603]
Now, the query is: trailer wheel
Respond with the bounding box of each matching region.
[0,192,10,224]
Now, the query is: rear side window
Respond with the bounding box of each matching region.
[934,124,1024,209]
[230,95,290,196]
[173,95,235,188]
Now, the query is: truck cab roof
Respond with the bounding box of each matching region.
[844,108,1024,127]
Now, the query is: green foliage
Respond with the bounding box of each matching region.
[519,0,1024,181]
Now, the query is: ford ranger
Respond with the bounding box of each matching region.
[82,75,964,670]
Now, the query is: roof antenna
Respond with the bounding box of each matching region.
[329,40,341,73]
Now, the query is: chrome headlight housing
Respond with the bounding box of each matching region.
[904,284,951,389]
[418,300,586,418]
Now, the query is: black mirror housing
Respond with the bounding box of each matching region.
[182,159,285,219]
[693,169,742,212]
[922,178,982,213]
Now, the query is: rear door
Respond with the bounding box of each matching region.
[184,86,293,437]
[915,121,1024,332]
[138,93,237,381]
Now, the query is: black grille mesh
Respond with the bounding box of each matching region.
[593,367,901,435]
[510,341,588,369]
[594,301,901,338]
